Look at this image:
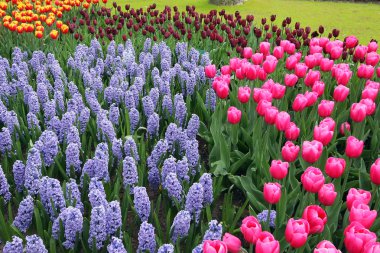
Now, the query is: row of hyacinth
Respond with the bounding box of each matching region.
[0,38,222,252]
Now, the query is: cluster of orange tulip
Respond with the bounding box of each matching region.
[0,0,106,39]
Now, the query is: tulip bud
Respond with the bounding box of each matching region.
[263,183,281,204]
[313,124,333,146]
[275,111,291,131]
[314,240,341,253]
[255,232,280,253]
[264,106,279,125]
[346,188,371,211]
[227,107,241,124]
[222,233,241,253]
[325,157,346,178]
[285,122,300,141]
[302,205,327,234]
[318,100,334,117]
[345,136,364,158]
[292,94,308,112]
[359,98,376,116]
[238,87,251,104]
[333,85,350,102]
[349,202,377,229]
[285,218,310,248]
[363,242,380,253]
[301,166,325,193]
[370,158,380,185]
[240,216,262,244]
[339,122,351,135]
[269,160,289,180]
[281,141,300,162]
[203,240,228,253]
[318,184,337,206]
[302,140,323,164]
[243,47,253,59]
[344,222,376,253]
[312,81,325,97]
[295,63,308,78]
[284,73,298,87]
[205,65,217,78]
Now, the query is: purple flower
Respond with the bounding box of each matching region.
[199,173,213,205]
[112,138,123,161]
[158,244,174,253]
[143,38,152,53]
[88,179,107,208]
[133,186,150,222]
[47,116,61,135]
[0,165,11,202]
[39,177,66,219]
[5,111,19,134]
[26,113,40,130]
[54,90,65,112]
[174,94,187,126]
[149,88,160,108]
[3,236,23,253]
[138,221,156,253]
[164,123,179,148]
[27,91,40,114]
[122,156,138,190]
[185,139,199,168]
[257,210,277,228]
[162,95,173,116]
[147,139,168,169]
[125,90,136,110]
[0,127,12,154]
[52,207,83,249]
[67,126,80,145]
[176,157,189,182]
[79,107,90,133]
[192,244,203,253]
[147,113,159,137]
[35,130,59,166]
[109,104,120,125]
[185,183,204,223]
[164,173,182,203]
[99,118,116,142]
[128,108,140,134]
[25,234,48,253]
[65,179,83,212]
[13,195,34,233]
[142,96,154,118]
[203,220,222,241]
[60,111,76,142]
[161,157,177,183]
[66,143,81,174]
[13,160,25,192]
[106,201,122,236]
[171,210,191,242]
[24,148,42,195]
[186,114,200,140]
[205,88,216,111]
[124,136,140,161]
[107,237,127,253]
[148,166,160,190]
[85,89,101,114]
[186,73,196,96]
[94,143,110,182]
[89,206,107,250]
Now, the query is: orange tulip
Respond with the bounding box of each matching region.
[56,10,62,17]
[45,17,53,26]
[36,25,44,31]
[60,23,68,33]
[55,19,62,28]
[82,2,88,8]
[49,29,58,39]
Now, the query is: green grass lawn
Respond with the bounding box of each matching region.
[116,0,380,43]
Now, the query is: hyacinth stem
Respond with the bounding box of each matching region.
[341,157,352,199]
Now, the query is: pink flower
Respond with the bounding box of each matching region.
[333,85,350,102]
[259,41,271,56]
[255,232,280,253]
[263,182,282,204]
[269,160,289,180]
[302,140,323,164]
[284,73,298,87]
[243,47,253,59]
[295,63,308,78]
[345,136,364,158]
[275,112,291,131]
[314,240,341,253]
[281,141,300,162]
[240,216,262,244]
[252,53,264,65]
[205,65,217,78]
[203,240,228,253]
[238,87,251,104]
[285,122,300,141]
[344,222,376,253]
[345,35,358,48]
[312,81,325,97]
[346,188,371,211]
[349,202,377,229]
[325,157,346,178]
[339,122,351,135]
[370,158,380,185]
[264,106,279,125]
[222,233,241,253]
[285,218,310,248]
[301,166,325,193]
[302,205,327,234]
[313,124,333,146]
[318,100,335,117]
[318,184,337,206]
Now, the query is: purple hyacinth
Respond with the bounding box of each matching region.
[39,177,66,219]
[192,244,203,253]
[124,136,140,161]
[3,236,23,253]
[88,187,107,208]
[54,90,65,112]
[106,201,122,236]
[174,94,187,126]
[142,96,154,118]
[147,139,168,170]
[137,221,156,253]
[13,160,25,192]
[25,234,48,253]
[0,127,12,154]
[257,210,277,228]
[47,116,61,136]
[35,130,59,166]
[164,123,179,148]
[147,113,159,137]
[199,173,213,205]
[203,220,223,241]
[125,90,136,111]
[24,148,42,195]
[163,173,182,203]
[176,157,190,182]
[66,143,81,174]
[79,107,90,133]
[149,87,160,108]
[148,166,160,190]
[13,195,34,233]
[99,118,116,142]
[67,126,80,145]
[27,113,40,130]
[60,111,76,142]
[128,108,140,134]
[85,89,101,114]
[185,139,199,169]
[162,95,173,116]
[107,237,127,253]
[93,143,110,182]
[158,244,174,253]
[186,114,200,140]
[186,73,196,96]
[205,88,216,111]
[161,157,177,183]
[89,206,107,250]
[185,183,204,223]
[109,104,120,125]
[52,207,83,249]
[5,110,19,134]
[27,91,40,114]
[133,186,150,222]
[122,156,138,190]
[0,165,11,202]
[65,179,84,212]
[112,138,123,161]
[171,210,191,243]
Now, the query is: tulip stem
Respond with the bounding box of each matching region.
[341,157,351,199]
[374,186,380,211]
[249,243,253,253]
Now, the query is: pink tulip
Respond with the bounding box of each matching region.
[275,111,291,131]
[365,52,380,66]
[253,88,272,103]
[246,64,257,80]
[235,68,245,80]
[302,205,327,234]
[354,46,368,60]
[252,53,264,65]
[330,46,343,60]
[281,141,300,162]
[203,240,228,253]
[205,65,217,78]
[222,233,241,253]
[238,87,251,104]
[305,54,317,68]
[284,73,298,87]
[264,106,279,125]
[257,68,267,81]
[344,222,376,253]
[304,70,321,87]
[240,216,262,244]
[227,107,241,124]
[363,242,380,253]
[318,100,335,117]
[301,166,325,193]
[263,182,282,204]
[333,85,350,102]
[243,47,253,59]
[285,122,300,141]
[273,46,284,59]
[346,188,371,211]
[320,58,334,72]
[257,100,272,117]
[345,136,364,158]
[285,218,310,248]
[271,83,286,99]
[221,65,231,75]
[259,42,271,56]
[269,160,289,180]
[229,58,241,71]
[302,140,323,164]
[325,157,346,178]
[345,36,358,48]
[370,158,380,185]
[362,86,379,101]
[350,103,367,122]
[312,81,325,97]
[295,63,308,78]
[305,91,318,107]
[320,117,336,131]
[359,98,376,115]
[313,124,333,146]
[368,41,378,52]
[349,202,377,229]
[357,64,374,79]
[339,122,351,135]
[318,184,337,206]
[314,240,341,253]
[255,232,280,253]
[214,83,229,99]
[263,57,278,74]
[286,55,298,70]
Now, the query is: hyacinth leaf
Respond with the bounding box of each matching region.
[219,134,230,169]
[49,237,57,253]
[165,208,172,241]
[153,212,164,241]
[0,198,10,241]
[34,206,43,238]
[230,199,249,233]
